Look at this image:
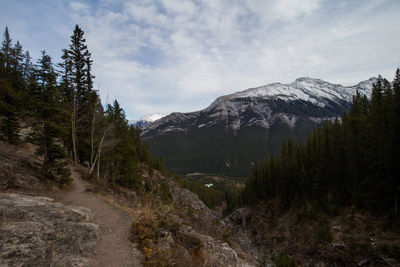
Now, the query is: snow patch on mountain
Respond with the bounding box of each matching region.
[141,113,166,122]
[142,77,376,136]
[129,113,166,127]
[224,77,376,104]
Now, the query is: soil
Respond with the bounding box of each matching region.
[56,165,143,267]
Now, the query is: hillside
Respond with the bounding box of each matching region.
[224,202,400,266]
[142,77,376,176]
[224,71,400,265]
[0,139,256,266]
[0,25,255,266]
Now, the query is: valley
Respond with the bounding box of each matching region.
[177,172,246,209]
[1,2,400,266]
[142,77,376,177]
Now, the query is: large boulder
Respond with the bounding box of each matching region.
[0,193,98,266]
[179,224,240,266]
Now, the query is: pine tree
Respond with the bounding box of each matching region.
[10,41,25,91]
[0,27,20,143]
[62,25,96,164]
[102,100,141,188]
[23,51,32,79]
[0,79,20,143]
[0,27,12,78]
[393,69,400,216]
[30,51,70,184]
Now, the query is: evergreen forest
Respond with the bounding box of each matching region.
[234,72,400,216]
[0,25,165,187]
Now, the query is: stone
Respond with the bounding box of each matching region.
[179,224,240,266]
[0,193,99,266]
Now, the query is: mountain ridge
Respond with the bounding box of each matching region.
[141,77,376,176]
[143,77,376,135]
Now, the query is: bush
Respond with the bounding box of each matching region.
[316,223,332,243]
[159,182,172,203]
[257,252,273,266]
[131,200,205,267]
[274,252,298,267]
[39,160,72,187]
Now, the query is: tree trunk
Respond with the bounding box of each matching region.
[89,126,106,176]
[103,162,109,182]
[97,150,101,181]
[90,109,95,167]
[71,100,78,164]
[43,123,49,167]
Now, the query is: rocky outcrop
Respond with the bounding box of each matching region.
[149,171,218,219]
[179,224,240,266]
[138,171,255,266]
[223,208,260,258]
[0,193,98,266]
[169,181,208,211]
[0,141,44,190]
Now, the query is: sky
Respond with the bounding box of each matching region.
[1,0,399,120]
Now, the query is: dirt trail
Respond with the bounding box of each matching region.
[59,166,143,267]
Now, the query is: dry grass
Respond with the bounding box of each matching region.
[129,196,206,267]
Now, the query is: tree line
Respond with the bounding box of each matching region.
[0,25,164,187]
[227,71,400,216]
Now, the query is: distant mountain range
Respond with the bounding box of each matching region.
[141,77,376,176]
[129,113,166,127]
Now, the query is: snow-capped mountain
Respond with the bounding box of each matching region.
[142,77,376,176]
[129,113,166,127]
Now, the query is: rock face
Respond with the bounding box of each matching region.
[143,171,254,266]
[0,193,99,266]
[223,208,260,256]
[180,224,240,266]
[0,141,43,190]
[168,178,214,213]
[151,171,218,219]
[142,77,376,176]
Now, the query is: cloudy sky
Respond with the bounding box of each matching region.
[1,0,399,120]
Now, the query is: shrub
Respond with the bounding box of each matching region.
[274,252,298,267]
[159,182,172,203]
[316,224,332,243]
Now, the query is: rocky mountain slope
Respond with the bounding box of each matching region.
[129,169,255,266]
[142,77,376,176]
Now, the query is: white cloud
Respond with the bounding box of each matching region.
[246,0,321,21]
[69,1,90,12]
[125,2,170,26]
[48,0,400,119]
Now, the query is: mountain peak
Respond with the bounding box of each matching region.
[223,77,375,104]
[129,113,166,127]
[140,113,166,122]
[141,76,378,176]
[294,77,323,83]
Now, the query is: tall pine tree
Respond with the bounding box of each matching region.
[61,25,96,164]
[30,51,70,184]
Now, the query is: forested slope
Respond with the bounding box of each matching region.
[0,25,165,188]
[234,71,400,216]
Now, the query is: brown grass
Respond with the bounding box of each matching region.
[129,197,206,267]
